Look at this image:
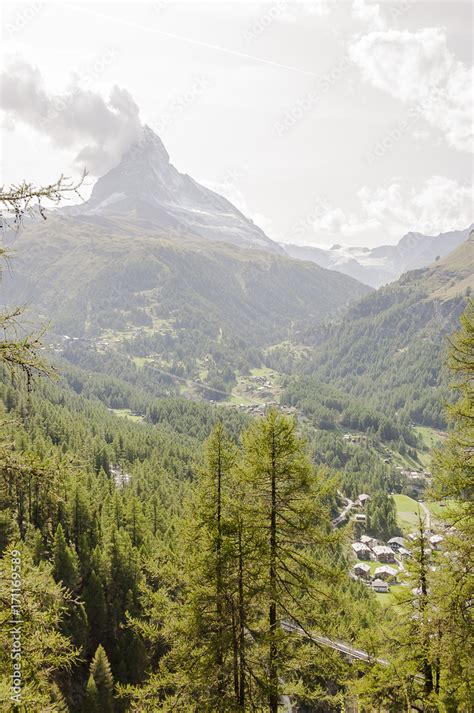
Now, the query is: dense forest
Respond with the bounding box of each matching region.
[0,302,472,710]
[0,181,472,711]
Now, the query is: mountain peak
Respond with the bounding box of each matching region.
[69,125,282,253]
[123,124,170,165]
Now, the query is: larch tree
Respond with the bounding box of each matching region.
[240,409,344,711]
[356,301,474,712]
[430,299,474,710]
[156,423,241,710]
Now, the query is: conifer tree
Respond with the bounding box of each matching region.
[84,674,100,713]
[240,409,343,710]
[88,644,115,712]
[158,423,240,710]
[357,303,474,711]
[52,523,80,591]
[0,546,80,711]
[83,570,108,647]
[430,300,474,709]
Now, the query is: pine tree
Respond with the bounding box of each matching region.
[88,644,115,712]
[52,523,80,591]
[83,674,100,713]
[83,570,108,647]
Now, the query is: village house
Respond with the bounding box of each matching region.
[398,547,412,561]
[429,534,444,550]
[352,542,371,560]
[388,536,405,551]
[360,534,377,548]
[354,513,367,524]
[374,565,398,582]
[357,493,370,507]
[372,578,389,593]
[372,545,396,563]
[353,562,371,580]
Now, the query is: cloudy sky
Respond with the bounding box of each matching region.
[1,0,472,247]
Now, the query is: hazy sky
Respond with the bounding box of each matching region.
[1,0,473,247]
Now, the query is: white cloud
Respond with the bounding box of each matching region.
[311,177,473,244]
[349,28,473,152]
[351,0,385,31]
[0,58,142,174]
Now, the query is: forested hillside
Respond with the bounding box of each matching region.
[4,214,370,388]
[1,299,472,710]
[291,236,473,428]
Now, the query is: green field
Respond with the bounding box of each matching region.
[393,494,423,531]
[375,584,406,608]
[415,425,444,448]
[132,356,155,369]
[109,408,144,423]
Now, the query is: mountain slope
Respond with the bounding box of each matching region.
[65,125,282,253]
[3,125,372,394]
[5,214,371,351]
[294,235,473,427]
[283,225,473,287]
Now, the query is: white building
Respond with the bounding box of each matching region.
[372,579,389,593]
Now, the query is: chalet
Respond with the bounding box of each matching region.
[360,534,377,549]
[354,513,367,524]
[398,547,412,561]
[357,493,370,507]
[429,534,444,550]
[374,565,398,582]
[372,545,396,563]
[353,562,371,580]
[372,579,389,593]
[388,536,405,551]
[352,542,371,560]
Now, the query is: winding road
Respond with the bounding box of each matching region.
[418,500,432,530]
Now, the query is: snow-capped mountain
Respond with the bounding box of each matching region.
[66,125,282,253]
[283,225,473,287]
